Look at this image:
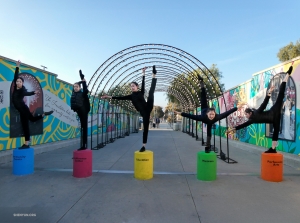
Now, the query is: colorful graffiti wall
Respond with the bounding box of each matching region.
[208,58,300,155]
[0,56,136,151]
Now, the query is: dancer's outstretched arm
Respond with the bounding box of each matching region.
[227,120,254,134]
[216,107,237,120]
[101,94,132,100]
[235,120,254,130]
[22,90,36,96]
[216,103,247,121]
[226,121,252,134]
[256,86,274,112]
[174,111,204,122]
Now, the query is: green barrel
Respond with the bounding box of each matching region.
[197,151,217,181]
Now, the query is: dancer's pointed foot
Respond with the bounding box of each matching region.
[205,146,210,153]
[265,147,277,153]
[286,66,293,75]
[152,65,157,74]
[139,146,146,152]
[77,147,87,151]
[197,74,203,82]
[19,144,30,149]
[79,70,85,79]
[44,111,53,116]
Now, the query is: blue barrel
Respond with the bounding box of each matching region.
[13,148,34,175]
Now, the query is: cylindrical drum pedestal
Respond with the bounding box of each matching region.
[13,148,34,175]
[197,151,217,181]
[73,149,92,178]
[261,153,283,182]
[134,150,153,180]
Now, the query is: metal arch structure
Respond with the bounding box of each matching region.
[88,44,236,164]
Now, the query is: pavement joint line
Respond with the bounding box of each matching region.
[19,168,300,176]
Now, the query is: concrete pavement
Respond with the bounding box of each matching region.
[1,123,300,223]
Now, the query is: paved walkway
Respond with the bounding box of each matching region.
[1,123,300,223]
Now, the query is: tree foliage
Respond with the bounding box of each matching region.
[166,64,225,110]
[98,83,134,110]
[150,105,164,119]
[277,39,300,62]
[164,102,180,123]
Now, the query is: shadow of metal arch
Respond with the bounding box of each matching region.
[88,44,235,163]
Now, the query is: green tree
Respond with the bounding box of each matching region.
[98,84,134,111]
[164,102,180,123]
[277,39,300,62]
[166,64,224,109]
[150,106,164,118]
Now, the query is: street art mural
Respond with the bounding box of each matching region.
[10,73,44,138]
[0,57,135,151]
[210,59,300,155]
[266,72,296,141]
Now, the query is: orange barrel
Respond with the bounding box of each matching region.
[261,153,283,182]
[73,149,92,178]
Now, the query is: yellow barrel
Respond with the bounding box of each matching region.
[134,150,153,180]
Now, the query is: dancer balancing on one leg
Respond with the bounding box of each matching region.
[70,70,91,150]
[101,66,157,152]
[174,74,246,153]
[12,60,54,149]
[227,66,293,153]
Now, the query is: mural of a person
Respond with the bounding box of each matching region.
[227,66,293,153]
[266,71,296,140]
[175,74,246,153]
[11,60,53,149]
[101,66,157,152]
[282,96,292,139]
[70,70,90,150]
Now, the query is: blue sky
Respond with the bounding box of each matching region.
[1,0,299,109]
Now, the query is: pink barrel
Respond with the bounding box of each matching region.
[73,149,92,178]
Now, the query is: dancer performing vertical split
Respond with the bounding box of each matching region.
[174,75,246,153]
[71,70,91,150]
[227,66,293,153]
[12,60,53,149]
[101,66,157,152]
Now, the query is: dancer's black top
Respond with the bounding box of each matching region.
[235,93,271,130]
[180,107,237,137]
[71,81,90,113]
[112,76,147,114]
[12,67,35,110]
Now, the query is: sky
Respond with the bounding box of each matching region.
[1,0,299,110]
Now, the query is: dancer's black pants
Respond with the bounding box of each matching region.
[18,106,43,141]
[201,87,209,113]
[141,78,157,144]
[77,109,88,148]
[270,82,286,141]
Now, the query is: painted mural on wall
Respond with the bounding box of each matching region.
[10,73,44,138]
[0,57,135,151]
[211,58,300,155]
[265,73,296,141]
[0,59,77,150]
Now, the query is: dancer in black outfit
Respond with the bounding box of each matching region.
[101,66,157,152]
[70,70,90,150]
[227,66,293,153]
[12,60,53,149]
[175,75,245,153]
